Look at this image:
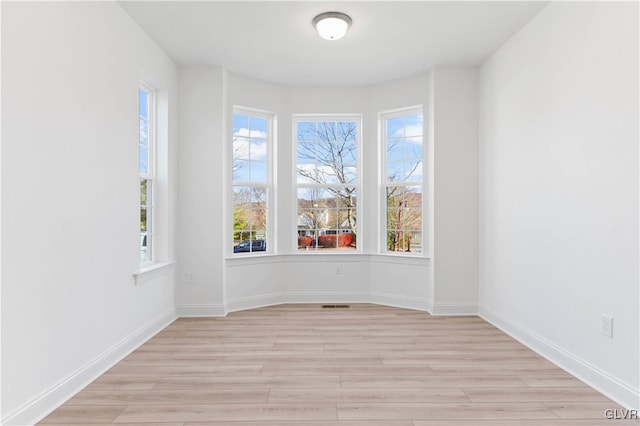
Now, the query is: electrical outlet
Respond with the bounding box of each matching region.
[335,264,343,274]
[601,315,613,338]
[187,273,195,284]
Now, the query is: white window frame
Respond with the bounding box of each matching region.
[139,83,155,265]
[231,106,275,256]
[380,106,425,256]
[293,114,362,253]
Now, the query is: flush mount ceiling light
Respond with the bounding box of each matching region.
[312,11,352,41]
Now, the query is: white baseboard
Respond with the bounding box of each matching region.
[224,293,286,313]
[3,308,176,426]
[281,292,372,305]
[176,303,226,317]
[221,292,432,315]
[430,301,478,316]
[223,292,371,314]
[479,306,640,411]
[370,291,432,313]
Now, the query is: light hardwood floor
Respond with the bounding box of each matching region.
[39,304,638,425]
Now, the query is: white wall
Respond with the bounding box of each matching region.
[479,1,639,409]
[1,3,178,424]
[176,66,226,316]
[432,68,479,314]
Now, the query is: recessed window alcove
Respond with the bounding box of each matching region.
[176,69,479,317]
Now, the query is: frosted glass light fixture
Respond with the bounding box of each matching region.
[312,12,352,41]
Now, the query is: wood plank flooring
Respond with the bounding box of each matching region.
[39,304,638,425]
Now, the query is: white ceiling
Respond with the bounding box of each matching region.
[120,1,548,86]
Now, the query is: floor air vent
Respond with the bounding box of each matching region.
[321,304,351,309]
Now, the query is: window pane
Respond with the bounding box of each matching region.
[405,231,422,253]
[140,179,148,206]
[337,121,357,142]
[320,142,357,183]
[139,118,148,147]
[233,160,250,182]
[344,165,357,183]
[404,159,423,182]
[250,186,267,203]
[252,230,266,242]
[233,205,250,244]
[386,117,403,138]
[233,186,251,205]
[296,121,358,184]
[233,136,250,160]
[341,142,358,164]
[406,136,423,159]
[316,159,341,184]
[405,207,422,230]
[139,89,148,116]
[387,139,404,163]
[234,136,268,182]
[251,208,267,231]
[297,121,316,142]
[387,161,404,182]
[140,207,148,232]
[404,186,422,207]
[140,178,152,262]
[296,186,356,251]
[233,114,249,136]
[297,165,318,184]
[297,187,331,208]
[317,121,336,141]
[140,232,149,262]
[385,183,422,253]
[139,143,148,175]
[249,161,267,184]
[233,232,267,253]
[404,114,423,137]
[250,139,267,161]
[139,88,150,175]
[387,230,400,252]
[251,117,267,135]
[297,141,316,161]
[385,112,423,182]
[233,182,268,253]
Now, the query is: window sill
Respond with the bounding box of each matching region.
[133,261,175,285]
[225,253,430,267]
[370,253,430,266]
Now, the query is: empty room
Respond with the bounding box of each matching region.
[1,1,639,425]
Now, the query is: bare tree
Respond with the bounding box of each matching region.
[296,121,357,234]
